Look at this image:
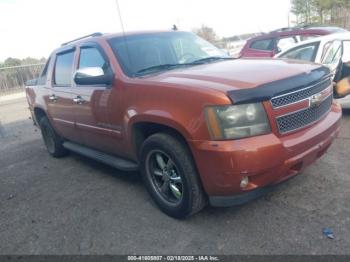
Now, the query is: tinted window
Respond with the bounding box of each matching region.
[280,43,318,62]
[37,58,50,85]
[79,47,107,71]
[250,39,274,51]
[54,51,75,86]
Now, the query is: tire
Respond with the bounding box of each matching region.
[39,116,68,158]
[140,133,207,218]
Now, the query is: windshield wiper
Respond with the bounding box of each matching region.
[189,56,234,64]
[135,57,234,76]
[135,63,188,75]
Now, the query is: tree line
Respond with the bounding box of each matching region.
[0,57,46,68]
[0,57,46,94]
[291,0,350,28]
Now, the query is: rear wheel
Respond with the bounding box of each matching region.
[140,133,207,218]
[39,117,68,158]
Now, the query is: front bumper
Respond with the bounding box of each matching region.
[189,103,342,205]
[336,97,350,109]
[209,186,272,207]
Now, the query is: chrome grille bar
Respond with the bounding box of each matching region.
[271,77,331,108]
[276,95,333,134]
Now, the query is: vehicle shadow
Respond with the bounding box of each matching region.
[69,151,142,184]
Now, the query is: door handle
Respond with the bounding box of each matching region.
[73,95,85,105]
[48,94,57,102]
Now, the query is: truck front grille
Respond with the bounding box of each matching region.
[271,78,331,108]
[276,95,332,134]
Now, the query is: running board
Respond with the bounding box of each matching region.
[63,141,138,171]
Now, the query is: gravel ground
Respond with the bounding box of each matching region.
[0,97,350,255]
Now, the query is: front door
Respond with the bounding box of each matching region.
[72,43,124,155]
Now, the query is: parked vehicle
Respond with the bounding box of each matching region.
[276,32,350,108]
[239,26,347,58]
[26,31,341,218]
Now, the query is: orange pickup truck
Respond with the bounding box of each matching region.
[26,31,342,218]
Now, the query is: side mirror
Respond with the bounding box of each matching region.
[74,67,114,86]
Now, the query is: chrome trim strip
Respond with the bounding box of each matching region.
[270,77,331,109]
[76,122,121,135]
[273,97,310,110]
[53,118,74,125]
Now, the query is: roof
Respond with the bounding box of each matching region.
[104,30,184,39]
[53,30,180,54]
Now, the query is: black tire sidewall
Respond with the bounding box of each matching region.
[40,118,55,154]
[39,117,67,157]
[140,135,194,218]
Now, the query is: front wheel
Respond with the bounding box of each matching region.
[140,133,207,218]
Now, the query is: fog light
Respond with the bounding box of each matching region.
[240,176,249,188]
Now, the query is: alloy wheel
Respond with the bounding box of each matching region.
[146,150,183,204]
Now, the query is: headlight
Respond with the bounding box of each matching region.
[205,103,271,140]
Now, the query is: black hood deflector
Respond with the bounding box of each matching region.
[227,66,331,104]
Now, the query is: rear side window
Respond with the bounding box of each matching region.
[79,47,108,71]
[250,39,274,51]
[54,51,75,86]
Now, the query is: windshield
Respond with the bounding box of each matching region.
[108,31,229,77]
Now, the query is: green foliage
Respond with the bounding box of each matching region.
[0,57,45,94]
[0,57,46,68]
[193,25,218,43]
[4,57,21,67]
[291,0,350,27]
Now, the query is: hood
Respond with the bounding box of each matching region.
[146,58,330,104]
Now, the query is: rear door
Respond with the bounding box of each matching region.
[71,42,123,155]
[45,47,80,142]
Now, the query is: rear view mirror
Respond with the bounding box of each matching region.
[74,67,114,86]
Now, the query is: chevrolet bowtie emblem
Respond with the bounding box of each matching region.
[309,93,323,108]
